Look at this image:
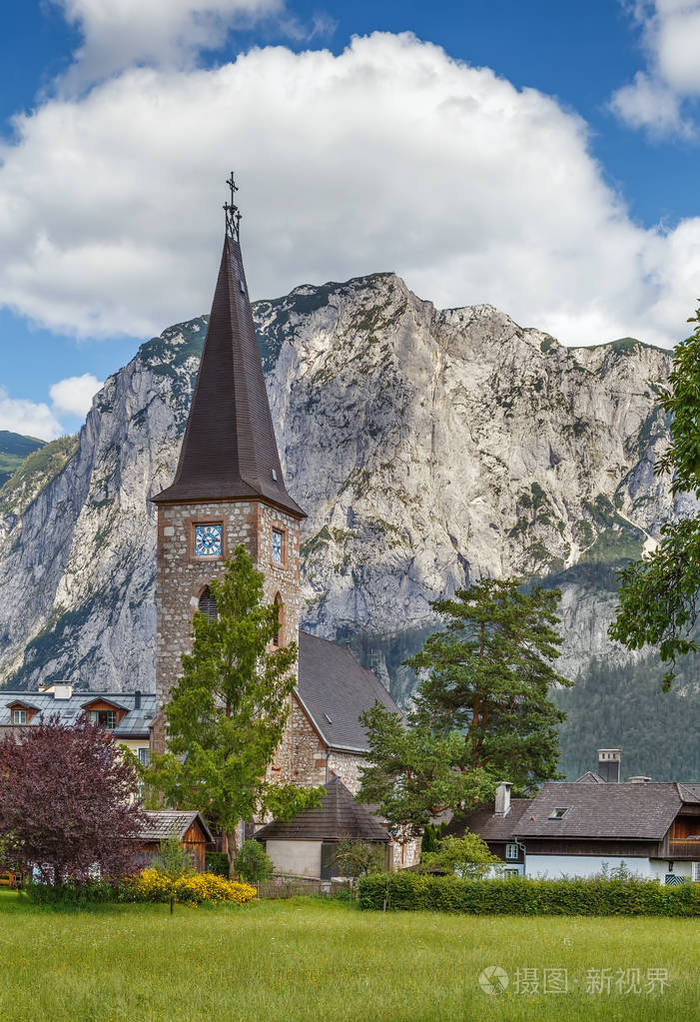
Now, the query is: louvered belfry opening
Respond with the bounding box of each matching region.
[198,586,218,619]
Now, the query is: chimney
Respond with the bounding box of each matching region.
[134,690,141,710]
[494,781,512,816]
[597,749,621,783]
[629,776,652,783]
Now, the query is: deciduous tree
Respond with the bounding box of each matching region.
[611,306,700,689]
[0,718,143,884]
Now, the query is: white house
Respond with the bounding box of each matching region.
[461,752,700,883]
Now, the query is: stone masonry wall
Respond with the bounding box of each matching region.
[155,498,301,711]
[269,695,327,788]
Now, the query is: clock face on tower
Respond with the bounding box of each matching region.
[194,523,223,557]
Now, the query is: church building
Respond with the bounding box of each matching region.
[149,179,399,797]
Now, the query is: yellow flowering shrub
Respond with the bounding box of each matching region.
[131,868,256,906]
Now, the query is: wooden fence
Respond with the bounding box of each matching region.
[255,877,354,899]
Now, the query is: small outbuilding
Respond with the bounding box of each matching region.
[253,776,391,879]
[135,811,213,872]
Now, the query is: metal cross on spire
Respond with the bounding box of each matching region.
[223,171,242,242]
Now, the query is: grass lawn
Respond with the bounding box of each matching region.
[0,889,698,1021]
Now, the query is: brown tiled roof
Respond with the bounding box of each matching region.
[253,777,390,843]
[138,811,213,843]
[153,233,304,518]
[296,632,399,752]
[512,782,683,841]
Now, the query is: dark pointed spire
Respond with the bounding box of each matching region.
[153,176,305,518]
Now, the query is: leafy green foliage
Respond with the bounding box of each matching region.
[145,546,322,874]
[236,840,274,884]
[420,822,447,853]
[611,306,700,689]
[334,839,387,878]
[359,579,570,833]
[204,851,229,877]
[358,872,700,916]
[419,833,502,878]
[153,830,194,880]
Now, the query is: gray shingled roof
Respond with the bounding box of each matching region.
[512,782,684,841]
[138,811,213,843]
[576,771,606,784]
[296,632,399,752]
[254,777,390,843]
[455,799,530,842]
[0,690,156,739]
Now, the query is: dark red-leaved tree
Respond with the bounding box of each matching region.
[0,717,145,884]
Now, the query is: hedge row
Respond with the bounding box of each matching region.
[358,872,700,916]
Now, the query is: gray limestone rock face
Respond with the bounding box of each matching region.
[0,274,693,702]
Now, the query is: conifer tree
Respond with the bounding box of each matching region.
[146,545,321,875]
[359,578,571,834]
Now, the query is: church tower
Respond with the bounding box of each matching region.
[151,176,305,744]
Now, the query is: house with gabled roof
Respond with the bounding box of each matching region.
[0,684,155,766]
[459,752,700,883]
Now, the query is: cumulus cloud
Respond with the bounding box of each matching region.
[611,1,700,136]
[49,373,103,416]
[0,389,63,441]
[1,33,699,348]
[53,0,283,86]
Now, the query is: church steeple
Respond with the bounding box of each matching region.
[153,175,304,519]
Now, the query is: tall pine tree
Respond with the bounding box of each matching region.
[359,579,571,834]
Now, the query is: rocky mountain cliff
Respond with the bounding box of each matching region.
[1,272,697,775]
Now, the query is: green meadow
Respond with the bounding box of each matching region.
[0,890,697,1021]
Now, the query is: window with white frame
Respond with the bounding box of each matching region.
[271,528,284,564]
[89,709,117,730]
[692,862,700,882]
[505,843,519,861]
[137,747,150,767]
[12,709,27,725]
[548,807,569,820]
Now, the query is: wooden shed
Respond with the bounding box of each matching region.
[135,811,213,872]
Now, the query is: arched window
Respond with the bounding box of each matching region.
[273,592,284,647]
[198,586,218,619]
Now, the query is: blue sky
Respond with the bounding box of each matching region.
[1,0,700,439]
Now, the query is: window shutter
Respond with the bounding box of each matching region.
[664,873,685,886]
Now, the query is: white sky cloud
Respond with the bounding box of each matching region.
[611,1,700,136]
[1,33,699,349]
[52,0,283,87]
[0,388,63,442]
[49,373,103,416]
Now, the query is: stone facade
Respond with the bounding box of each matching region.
[155,498,301,711]
[269,695,327,788]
